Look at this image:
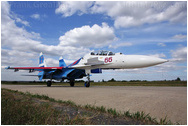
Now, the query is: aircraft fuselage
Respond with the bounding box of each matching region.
[74,52,168,71]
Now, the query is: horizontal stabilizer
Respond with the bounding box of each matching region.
[38,71,44,80]
[21,75,38,76]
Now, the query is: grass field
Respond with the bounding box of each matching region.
[2,80,187,87]
[1,88,174,125]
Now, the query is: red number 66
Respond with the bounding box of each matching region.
[105,57,112,63]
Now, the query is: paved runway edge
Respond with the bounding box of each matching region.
[1,85,187,124]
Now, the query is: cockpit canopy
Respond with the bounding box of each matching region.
[90,50,115,56]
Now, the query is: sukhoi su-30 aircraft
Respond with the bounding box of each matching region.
[6,51,168,87]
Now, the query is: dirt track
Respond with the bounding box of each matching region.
[1,85,187,124]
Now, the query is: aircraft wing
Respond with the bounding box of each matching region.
[70,57,106,69]
[85,57,104,65]
[5,66,63,72]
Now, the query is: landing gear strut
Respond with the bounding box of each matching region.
[70,80,75,87]
[85,73,90,87]
[47,74,53,87]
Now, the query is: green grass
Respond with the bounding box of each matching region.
[107,108,119,117]
[1,88,89,125]
[1,88,176,125]
[92,81,187,87]
[2,90,61,124]
[2,80,187,87]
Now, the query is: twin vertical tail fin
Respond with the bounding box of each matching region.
[39,52,47,67]
[38,52,46,80]
[39,52,66,68]
[59,56,66,67]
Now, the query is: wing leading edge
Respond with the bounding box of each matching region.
[6,66,63,72]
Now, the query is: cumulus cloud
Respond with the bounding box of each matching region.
[55,1,94,17]
[1,1,88,66]
[58,22,117,48]
[1,1,118,67]
[56,1,187,28]
[2,2,29,27]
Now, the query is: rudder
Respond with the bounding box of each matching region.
[39,52,47,67]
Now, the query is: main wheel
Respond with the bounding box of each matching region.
[70,80,75,87]
[47,81,52,87]
[84,81,90,87]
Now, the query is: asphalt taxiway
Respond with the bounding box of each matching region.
[1,85,187,124]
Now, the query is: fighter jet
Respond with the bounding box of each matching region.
[6,51,168,87]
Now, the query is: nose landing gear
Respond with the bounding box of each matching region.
[85,81,90,87]
[85,73,90,87]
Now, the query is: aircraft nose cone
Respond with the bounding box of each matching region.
[139,56,168,67]
[123,55,168,69]
[148,57,168,65]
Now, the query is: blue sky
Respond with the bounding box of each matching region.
[1,1,187,81]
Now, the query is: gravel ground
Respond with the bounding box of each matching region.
[1,85,187,124]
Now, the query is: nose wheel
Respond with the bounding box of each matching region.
[85,73,90,87]
[85,81,90,87]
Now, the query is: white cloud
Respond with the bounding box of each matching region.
[58,22,117,48]
[1,49,36,66]
[14,17,30,26]
[30,14,40,19]
[1,49,35,58]
[171,46,187,62]
[2,2,29,27]
[45,58,75,67]
[55,1,94,17]
[55,1,187,28]
[2,1,117,68]
[154,61,186,74]
[114,16,141,28]
[1,1,10,16]
[109,42,132,49]
[30,14,47,20]
[157,43,166,47]
[45,58,58,67]
[2,1,186,82]
[1,1,88,67]
[172,34,187,39]
[112,2,187,28]
[149,53,166,58]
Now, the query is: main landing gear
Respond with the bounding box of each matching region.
[46,74,90,88]
[47,74,52,87]
[47,80,52,87]
[70,80,75,87]
[46,80,75,87]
